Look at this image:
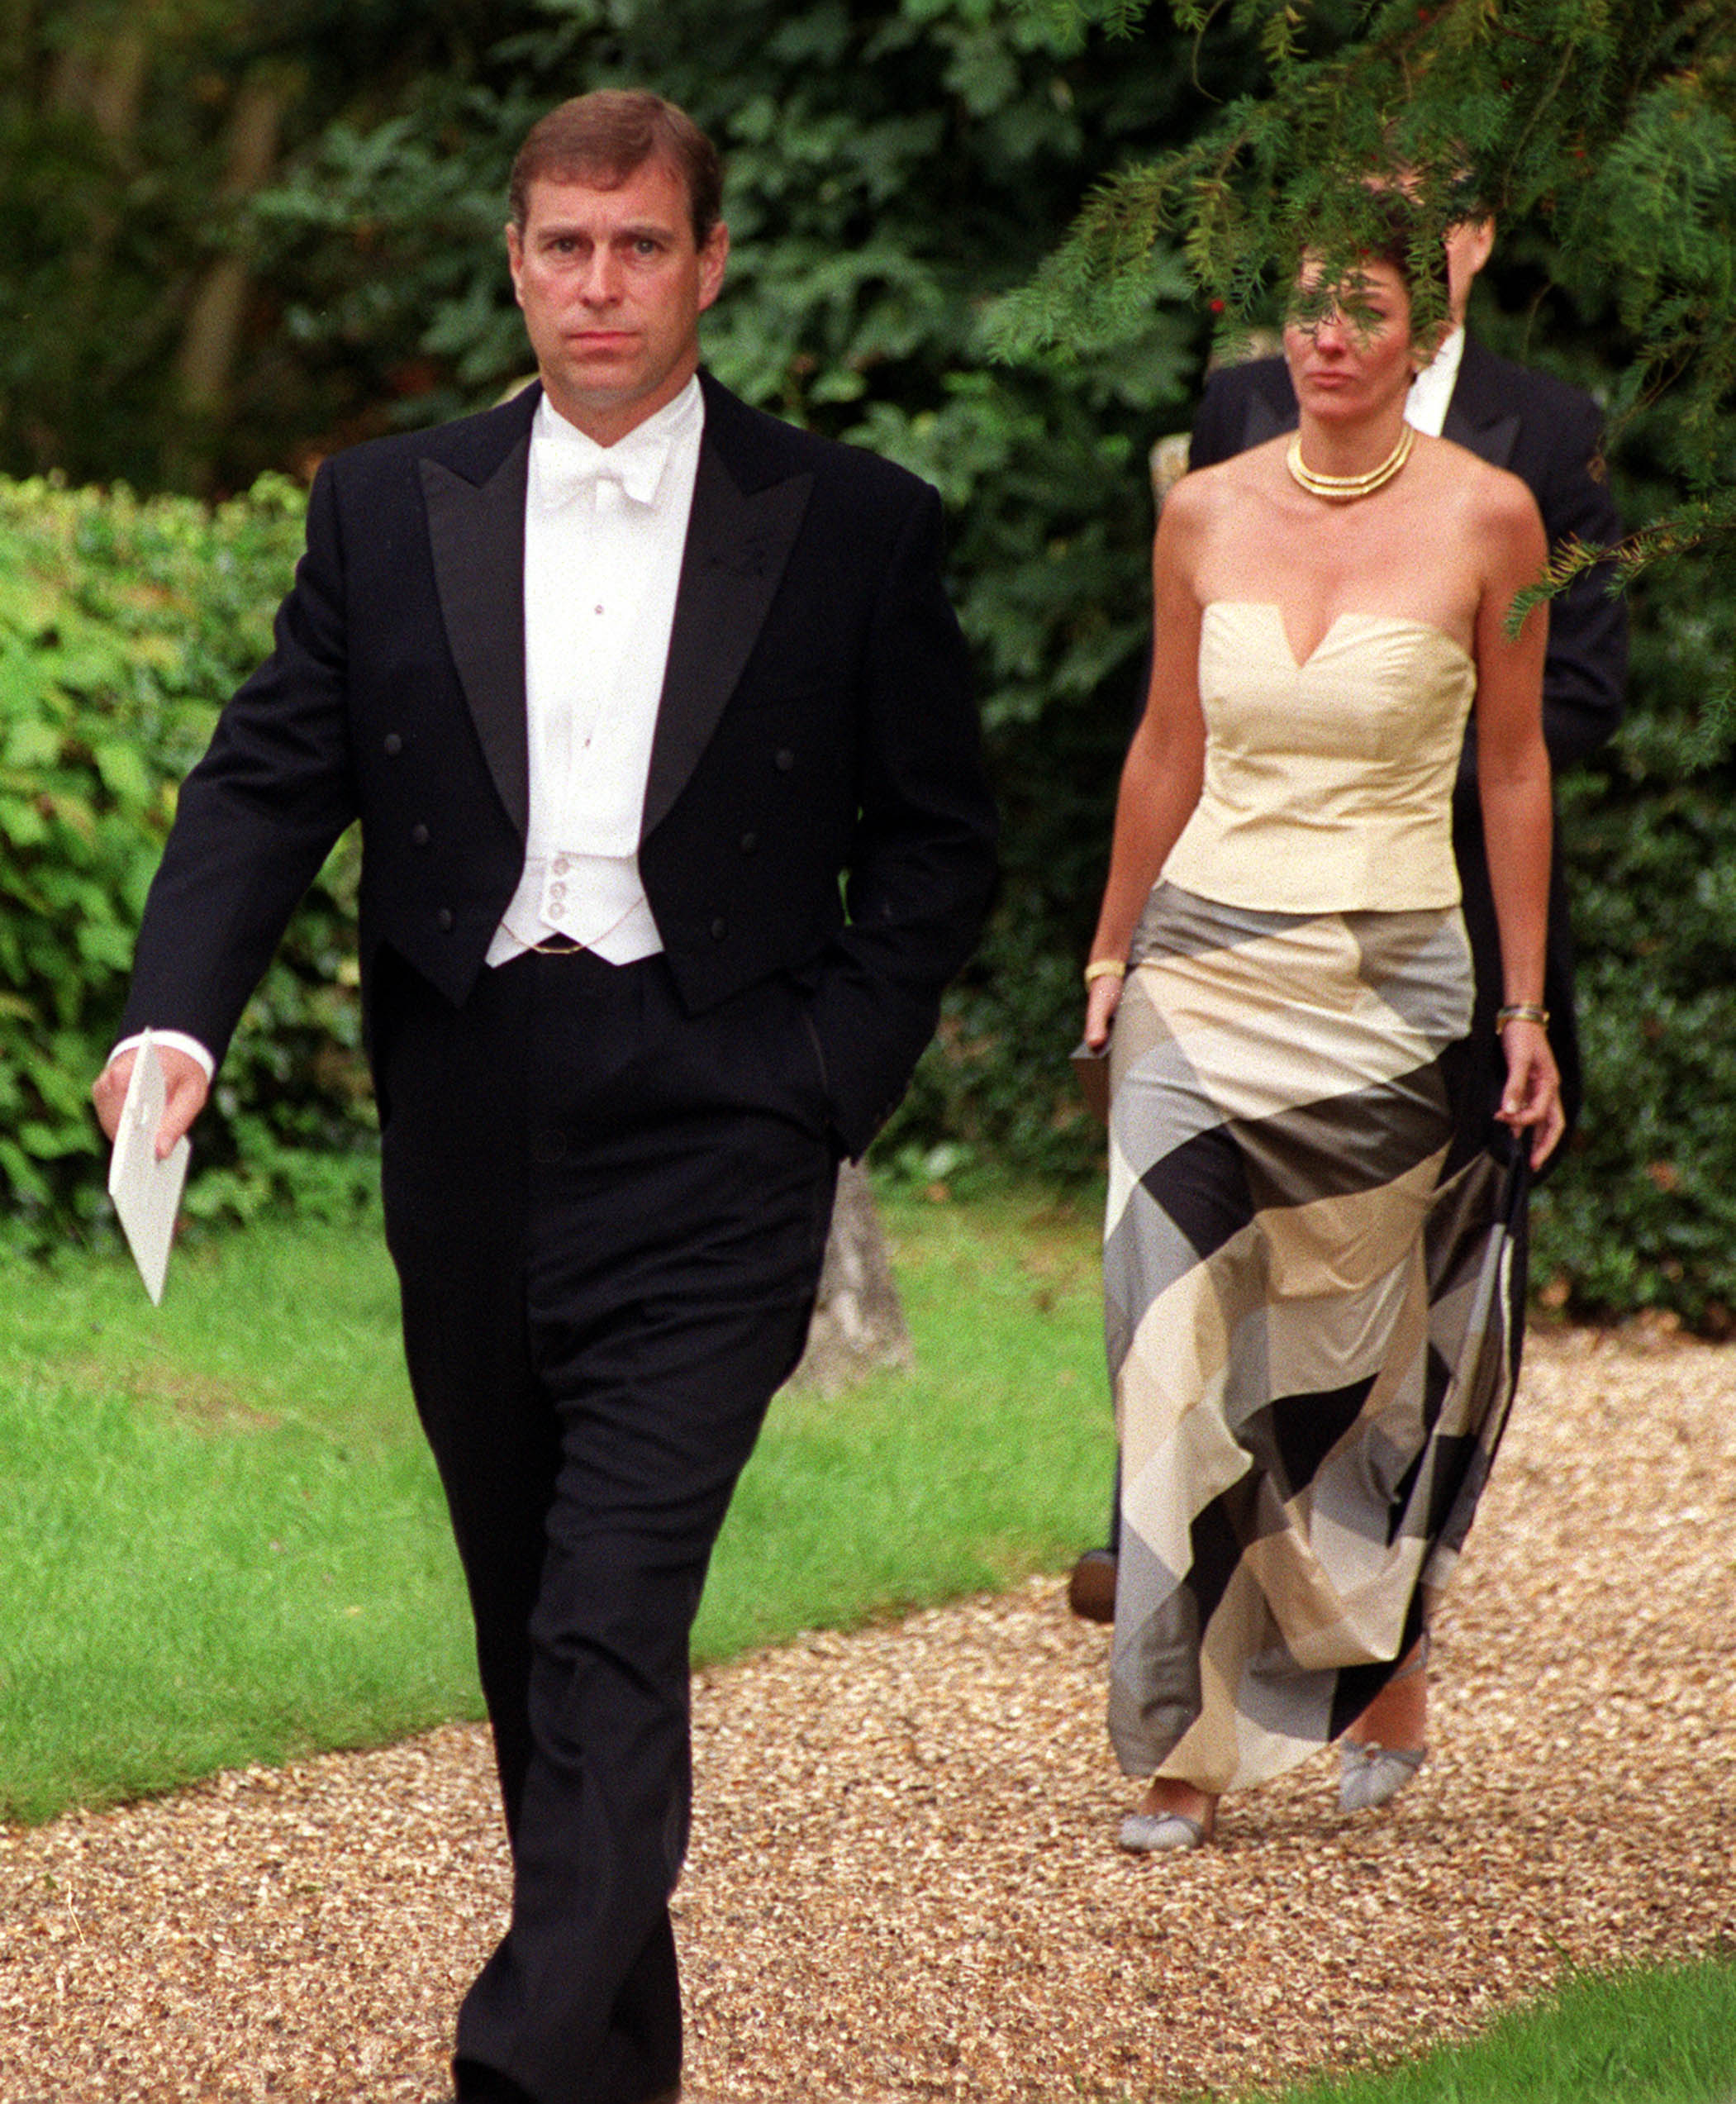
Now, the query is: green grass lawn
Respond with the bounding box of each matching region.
[1,1210,477,1822]
[1242,1954,1736,2104]
[705,1186,1112,1653]
[0,1183,1112,1824]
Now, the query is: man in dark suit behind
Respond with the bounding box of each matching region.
[1068,211,1625,1625]
[94,91,996,2104]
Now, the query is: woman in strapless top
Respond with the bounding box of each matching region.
[1081,228,1562,1854]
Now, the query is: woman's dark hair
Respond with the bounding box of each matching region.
[1356,191,1443,298]
[1289,190,1446,337]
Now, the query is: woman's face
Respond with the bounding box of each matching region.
[1282,256,1416,424]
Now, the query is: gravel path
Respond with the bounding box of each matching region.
[3,1325,1733,2102]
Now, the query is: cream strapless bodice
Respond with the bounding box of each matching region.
[1162,600,1477,914]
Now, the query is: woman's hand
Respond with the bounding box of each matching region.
[1083,967,1125,1051]
[1496,1019,1564,1169]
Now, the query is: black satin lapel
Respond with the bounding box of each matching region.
[641,447,813,840]
[421,439,530,835]
[1443,399,1520,469]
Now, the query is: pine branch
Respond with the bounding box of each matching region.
[998,0,1734,612]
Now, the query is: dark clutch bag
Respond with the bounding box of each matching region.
[1070,1036,1111,1126]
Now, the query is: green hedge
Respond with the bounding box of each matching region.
[0,474,377,1254]
[1532,635,1736,1329]
[6,468,1736,1326]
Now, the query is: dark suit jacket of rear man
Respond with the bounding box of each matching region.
[115,369,997,2104]
[1189,336,1627,1164]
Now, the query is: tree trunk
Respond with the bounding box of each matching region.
[174,69,287,444]
[50,25,148,144]
[788,1162,912,1394]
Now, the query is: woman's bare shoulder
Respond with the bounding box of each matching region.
[1167,440,1283,531]
[1418,433,1543,537]
[1181,436,1287,495]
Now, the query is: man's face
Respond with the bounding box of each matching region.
[506,158,728,445]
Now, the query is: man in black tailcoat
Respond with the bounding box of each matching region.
[1068,212,1625,1623]
[95,91,996,2104]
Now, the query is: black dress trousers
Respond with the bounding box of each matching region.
[375,944,838,2104]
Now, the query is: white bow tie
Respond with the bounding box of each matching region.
[538,425,669,509]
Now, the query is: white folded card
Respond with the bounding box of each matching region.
[107,1031,191,1305]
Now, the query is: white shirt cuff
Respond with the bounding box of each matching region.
[108,1031,216,1082]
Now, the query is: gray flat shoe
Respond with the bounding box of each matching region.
[1119,1809,1208,1853]
[1337,1740,1426,1814]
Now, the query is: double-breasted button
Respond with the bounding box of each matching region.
[383,732,403,756]
[531,1129,566,1167]
[436,907,454,932]
[411,823,430,847]
[710,917,728,942]
[738,831,759,855]
[773,748,795,773]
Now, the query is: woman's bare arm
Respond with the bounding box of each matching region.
[1083,481,1210,1048]
[1472,470,1564,1165]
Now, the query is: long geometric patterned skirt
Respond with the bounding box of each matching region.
[1104,882,1527,1793]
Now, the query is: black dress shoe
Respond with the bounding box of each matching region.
[449,2065,691,2102]
[1068,1547,1116,1623]
[452,2060,535,2102]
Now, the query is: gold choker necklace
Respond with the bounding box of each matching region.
[1287,423,1415,502]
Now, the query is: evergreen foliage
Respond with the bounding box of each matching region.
[994,0,1736,696]
[0,1,535,493]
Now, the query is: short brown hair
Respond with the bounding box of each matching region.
[508,90,723,245]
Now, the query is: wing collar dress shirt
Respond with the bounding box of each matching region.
[1405,325,1467,440]
[487,374,706,968]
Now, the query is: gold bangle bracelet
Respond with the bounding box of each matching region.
[1083,959,1127,986]
[1495,1002,1550,1033]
